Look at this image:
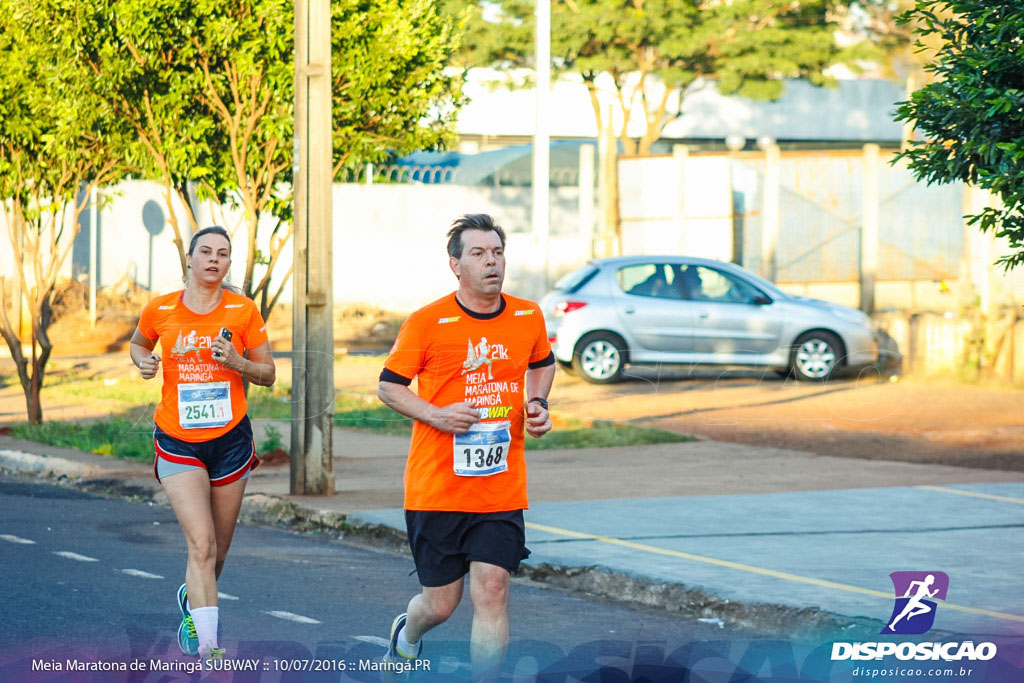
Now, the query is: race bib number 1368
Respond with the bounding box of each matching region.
[453,421,511,477]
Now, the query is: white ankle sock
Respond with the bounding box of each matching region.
[190,606,219,656]
[397,626,420,658]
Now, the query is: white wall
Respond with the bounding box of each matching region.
[332,184,592,308]
[12,159,1020,318]
[618,153,733,261]
[52,181,595,311]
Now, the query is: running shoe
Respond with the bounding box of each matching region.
[178,614,199,656]
[176,583,189,618]
[206,648,226,661]
[382,613,421,681]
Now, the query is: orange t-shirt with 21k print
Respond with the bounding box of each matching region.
[383,293,552,513]
[137,289,269,442]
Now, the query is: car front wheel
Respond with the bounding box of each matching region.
[790,331,843,381]
[572,333,626,384]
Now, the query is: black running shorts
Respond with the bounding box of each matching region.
[153,415,258,486]
[405,509,530,587]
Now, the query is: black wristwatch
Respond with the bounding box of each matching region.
[528,397,549,410]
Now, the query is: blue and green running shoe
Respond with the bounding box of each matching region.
[176,583,198,656]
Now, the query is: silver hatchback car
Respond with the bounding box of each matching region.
[540,256,880,383]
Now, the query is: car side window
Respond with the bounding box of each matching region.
[617,264,681,300]
[687,266,763,303]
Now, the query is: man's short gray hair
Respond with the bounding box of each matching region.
[446,214,507,259]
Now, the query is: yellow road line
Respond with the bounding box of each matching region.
[917,485,1024,506]
[525,521,1024,624]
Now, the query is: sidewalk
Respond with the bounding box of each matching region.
[2,426,1023,642]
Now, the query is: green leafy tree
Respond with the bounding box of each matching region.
[894,0,1024,270]
[44,0,219,277]
[189,0,294,320]
[43,0,462,321]
[0,4,124,422]
[332,0,464,175]
[462,0,843,155]
[45,0,288,314]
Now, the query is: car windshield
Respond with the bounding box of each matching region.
[719,264,788,299]
[553,264,599,293]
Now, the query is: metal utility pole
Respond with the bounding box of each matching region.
[596,106,618,258]
[532,0,550,288]
[88,186,98,328]
[860,144,880,315]
[761,142,780,283]
[291,0,334,495]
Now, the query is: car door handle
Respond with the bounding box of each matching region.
[699,312,709,319]
[624,307,634,314]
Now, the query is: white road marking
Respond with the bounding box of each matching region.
[53,551,99,562]
[264,611,321,625]
[352,636,390,648]
[0,534,35,544]
[218,592,239,601]
[119,569,164,579]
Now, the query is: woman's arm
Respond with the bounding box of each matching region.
[212,338,276,387]
[129,328,161,380]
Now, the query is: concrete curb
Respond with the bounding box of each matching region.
[237,491,884,641]
[0,446,882,640]
[0,448,149,480]
[517,563,882,642]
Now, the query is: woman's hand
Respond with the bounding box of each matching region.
[211,336,241,371]
[138,353,161,380]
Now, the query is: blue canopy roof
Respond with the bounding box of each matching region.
[393,141,596,186]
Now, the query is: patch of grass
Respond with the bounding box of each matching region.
[12,417,154,462]
[247,385,295,420]
[527,420,692,450]
[332,393,692,449]
[46,376,158,406]
[10,389,691,459]
[335,353,389,364]
[333,394,414,435]
[258,424,285,456]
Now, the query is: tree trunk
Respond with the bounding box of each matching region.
[26,371,42,424]
[611,152,622,255]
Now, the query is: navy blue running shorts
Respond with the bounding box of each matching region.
[153,415,258,486]
[405,509,530,587]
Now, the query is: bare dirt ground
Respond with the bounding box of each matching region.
[2,285,1021,473]
[2,349,1021,473]
[550,365,1024,471]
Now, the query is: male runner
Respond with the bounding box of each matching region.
[377,214,555,679]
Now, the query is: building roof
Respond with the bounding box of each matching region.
[456,69,907,144]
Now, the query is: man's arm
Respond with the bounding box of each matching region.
[524,364,555,438]
[378,380,480,434]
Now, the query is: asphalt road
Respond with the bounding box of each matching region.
[0,473,748,682]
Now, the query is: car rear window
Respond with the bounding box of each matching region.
[553,264,599,293]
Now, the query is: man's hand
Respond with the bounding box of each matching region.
[138,353,161,380]
[430,402,481,434]
[525,401,552,438]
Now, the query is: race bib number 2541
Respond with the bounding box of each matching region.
[453,421,511,477]
[178,381,232,429]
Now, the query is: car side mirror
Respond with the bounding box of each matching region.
[752,295,772,305]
